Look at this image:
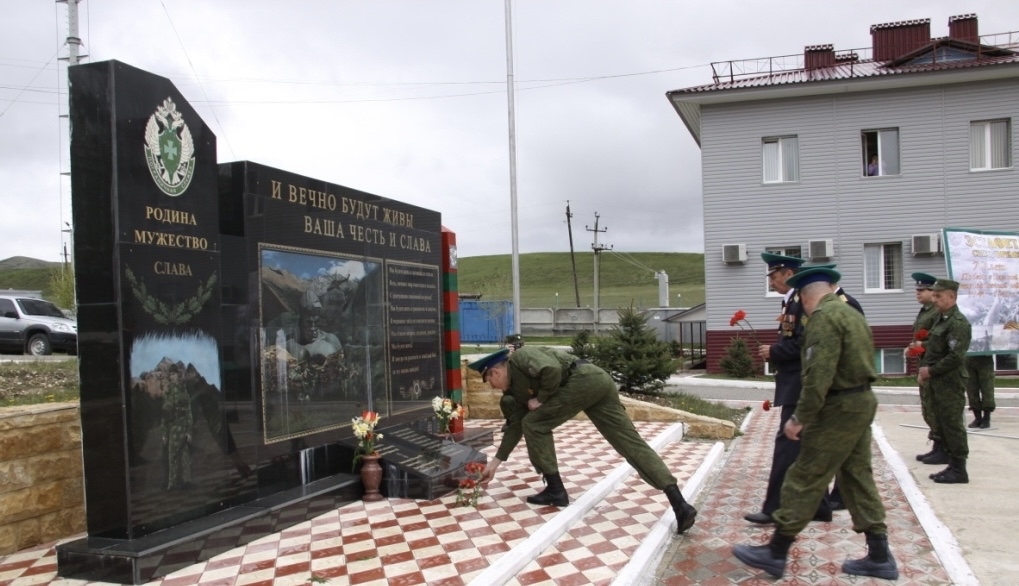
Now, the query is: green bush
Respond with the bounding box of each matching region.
[589,305,678,394]
[719,336,756,379]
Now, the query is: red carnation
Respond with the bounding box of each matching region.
[762,399,772,411]
[730,309,747,327]
[914,329,929,342]
[907,346,926,357]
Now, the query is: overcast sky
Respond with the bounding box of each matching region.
[3,1,1018,263]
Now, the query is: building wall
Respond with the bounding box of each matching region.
[701,77,1018,345]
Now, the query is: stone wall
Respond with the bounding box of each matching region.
[461,361,736,440]
[0,403,85,555]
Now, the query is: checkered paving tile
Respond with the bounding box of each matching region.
[654,405,953,585]
[0,420,709,586]
[1,410,961,586]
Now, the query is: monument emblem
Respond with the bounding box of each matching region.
[144,97,195,196]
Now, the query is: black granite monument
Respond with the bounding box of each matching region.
[58,60,486,584]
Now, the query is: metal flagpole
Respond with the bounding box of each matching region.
[504,0,521,335]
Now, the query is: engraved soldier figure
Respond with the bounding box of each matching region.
[733,267,898,581]
[918,278,972,484]
[469,345,697,534]
[162,364,194,490]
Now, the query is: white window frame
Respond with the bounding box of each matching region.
[863,243,903,292]
[861,128,900,177]
[970,119,1012,171]
[762,136,799,183]
[875,349,906,374]
[994,353,1017,371]
[764,246,803,297]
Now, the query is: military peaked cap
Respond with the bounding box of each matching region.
[761,252,806,275]
[467,348,510,381]
[911,272,938,290]
[784,266,842,289]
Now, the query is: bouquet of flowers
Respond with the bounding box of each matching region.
[455,461,486,507]
[351,411,382,468]
[907,328,929,357]
[432,396,460,434]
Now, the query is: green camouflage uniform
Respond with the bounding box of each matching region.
[494,346,676,489]
[914,303,940,441]
[772,293,885,538]
[964,355,995,413]
[921,306,971,459]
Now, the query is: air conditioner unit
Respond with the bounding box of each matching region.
[912,233,942,255]
[808,238,834,260]
[722,243,747,264]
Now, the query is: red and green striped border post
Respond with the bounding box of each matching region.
[441,226,462,405]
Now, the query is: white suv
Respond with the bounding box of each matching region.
[0,295,78,355]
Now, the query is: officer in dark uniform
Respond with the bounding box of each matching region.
[733,266,897,581]
[919,278,971,484]
[909,272,946,463]
[468,345,697,534]
[744,253,833,525]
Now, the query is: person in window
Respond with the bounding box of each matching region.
[866,154,879,176]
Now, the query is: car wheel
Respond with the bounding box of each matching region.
[28,334,52,356]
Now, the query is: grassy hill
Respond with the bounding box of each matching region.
[0,257,62,300]
[458,252,705,309]
[0,252,707,310]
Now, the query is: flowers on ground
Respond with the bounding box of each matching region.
[351,411,383,464]
[455,461,486,507]
[432,396,460,434]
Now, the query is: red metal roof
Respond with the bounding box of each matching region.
[675,50,1019,95]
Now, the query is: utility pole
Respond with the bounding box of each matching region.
[57,0,85,277]
[586,213,611,334]
[565,201,581,307]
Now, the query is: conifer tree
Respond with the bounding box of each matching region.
[590,305,679,394]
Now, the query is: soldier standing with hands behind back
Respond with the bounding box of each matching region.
[918,279,972,484]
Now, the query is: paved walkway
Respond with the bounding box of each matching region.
[2,402,1012,585]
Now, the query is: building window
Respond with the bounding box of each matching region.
[995,354,1017,371]
[762,136,799,183]
[863,243,902,291]
[970,119,1012,170]
[874,349,906,374]
[861,129,900,176]
[765,246,803,295]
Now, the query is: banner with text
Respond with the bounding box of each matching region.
[944,227,1019,355]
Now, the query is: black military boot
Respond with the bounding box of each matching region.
[526,472,569,506]
[921,446,951,465]
[732,532,794,579]
[915,440,941,462]
[932,458,969,484]
[664,484,697,534]
[980,411,991,429]
[967,409,983,428]
[842,532,899,580]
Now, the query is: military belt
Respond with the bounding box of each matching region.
[561,359,591,385]
[828,385,867,396]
